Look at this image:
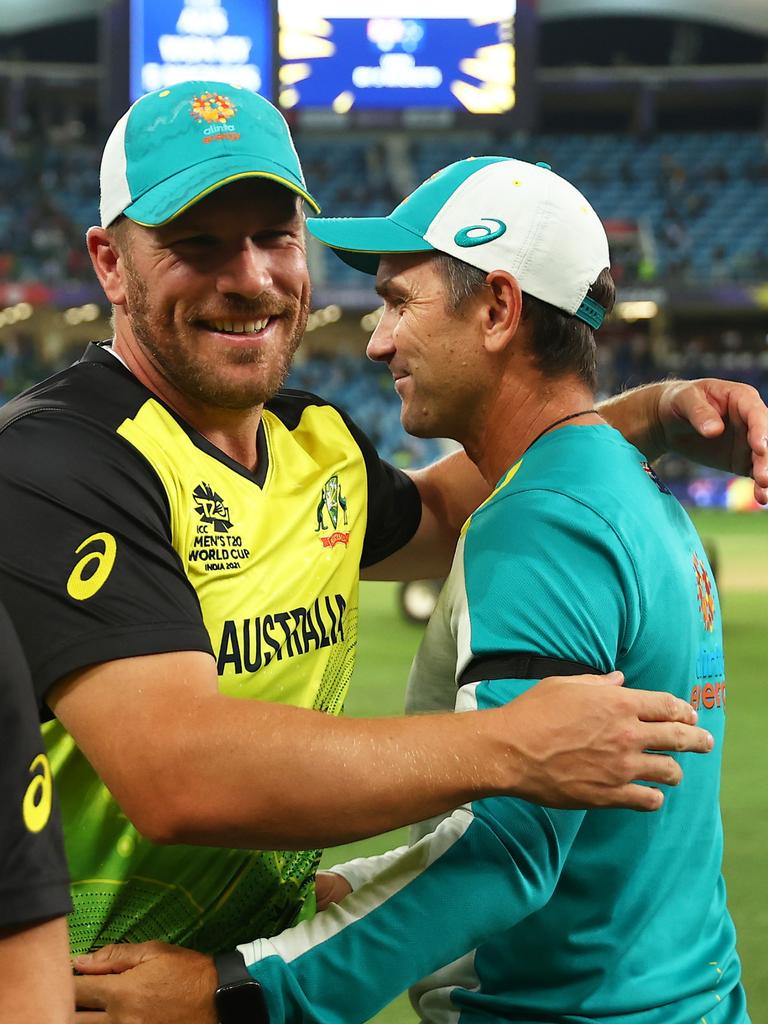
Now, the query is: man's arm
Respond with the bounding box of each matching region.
[0,606,73,1024]
[0,408,708,849]
[365,378,768,582]
[362,448,489,581]
[0,917,74,1024]
[240,750,584,1024]
[75,777,582,1024]
[51,652,710,849]
[599,378,768,501]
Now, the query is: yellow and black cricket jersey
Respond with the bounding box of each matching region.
[0,342,421,955]
[0,602,71,931]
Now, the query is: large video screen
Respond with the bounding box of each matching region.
[130,0,275,102]
[278,0,518,115]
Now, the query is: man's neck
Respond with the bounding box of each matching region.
[112,334,264,472]
[463,377,602,487]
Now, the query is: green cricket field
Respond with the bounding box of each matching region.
[320,508,768,1023]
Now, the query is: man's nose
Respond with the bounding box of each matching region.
[366,310,395,363]
[216,238,272,298]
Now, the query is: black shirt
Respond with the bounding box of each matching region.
[0,603,71,929]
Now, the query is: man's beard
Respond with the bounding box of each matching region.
[123,260,308,410]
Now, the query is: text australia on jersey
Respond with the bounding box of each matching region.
[189,481,348,677]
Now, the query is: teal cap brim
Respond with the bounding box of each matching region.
[307,215,434,274]
[125,153,320,226]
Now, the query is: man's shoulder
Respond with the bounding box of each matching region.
[521,423,642,488]
[0,343,150,438]
[0,345,170,502]
[467,424,694,594]
[488,425,673,525]
[266,387,353,433]
[463,429,645,561]
[266,387,379,464]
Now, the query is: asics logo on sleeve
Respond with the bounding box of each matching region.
[66,532,117,601]
[23,754,53,833]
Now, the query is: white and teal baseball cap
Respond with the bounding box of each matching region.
[99,81,319,228]
[307,156,610,329]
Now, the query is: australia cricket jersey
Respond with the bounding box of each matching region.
[0,342,421,955]
[0,602,71,930]
[237,425,748,1024]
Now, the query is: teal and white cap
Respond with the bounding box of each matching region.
[99,81,319,228]
[307,156,610,329]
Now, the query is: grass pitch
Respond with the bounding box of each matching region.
[321,509,768,1022]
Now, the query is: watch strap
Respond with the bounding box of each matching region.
[214,949,269,1024]
[214,949,253,988]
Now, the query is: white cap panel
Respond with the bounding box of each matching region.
[423,160,609,314]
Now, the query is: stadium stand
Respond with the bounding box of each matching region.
[300,131,768,287]
[3,129,768,290]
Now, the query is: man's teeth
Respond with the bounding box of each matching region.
[209,318,270,334]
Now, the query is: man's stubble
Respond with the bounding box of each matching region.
[121,252,309,411]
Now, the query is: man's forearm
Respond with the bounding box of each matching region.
[598,382,667,460]
[241,799,583,1024]
[52,651,510,850]
[101,683,708,849]
[53,653,709,850]
[138,698,513,848]
[0,917,73,1024]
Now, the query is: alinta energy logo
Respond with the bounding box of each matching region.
[193,482,233,533]
[315,474,349,549]
[693,551,715,632]
[190,92,240,144]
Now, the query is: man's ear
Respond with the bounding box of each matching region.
[86,226,128,306]
[482,271,523,354]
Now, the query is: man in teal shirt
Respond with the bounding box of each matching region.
[76,157,748,1023]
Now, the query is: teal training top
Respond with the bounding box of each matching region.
[238,424,747,1024]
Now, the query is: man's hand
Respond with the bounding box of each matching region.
[497,671,713,811]
[603,378,768,502]
[73,878,352,1023]
[315,870,353,911]
[74,942,217,1024]
[657,378,768,503]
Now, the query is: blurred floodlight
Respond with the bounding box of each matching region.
[615,300,659,321]
[361,306,384,332]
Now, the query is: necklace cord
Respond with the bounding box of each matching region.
[526,409,598,452]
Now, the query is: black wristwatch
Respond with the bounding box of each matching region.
[214,950,269,1024]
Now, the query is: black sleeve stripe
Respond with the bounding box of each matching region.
[36,625,214,721]
[458,652,602,689]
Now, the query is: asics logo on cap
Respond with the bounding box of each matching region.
[454,218,507,248]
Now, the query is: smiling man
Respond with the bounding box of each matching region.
[0,82,764,1000]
